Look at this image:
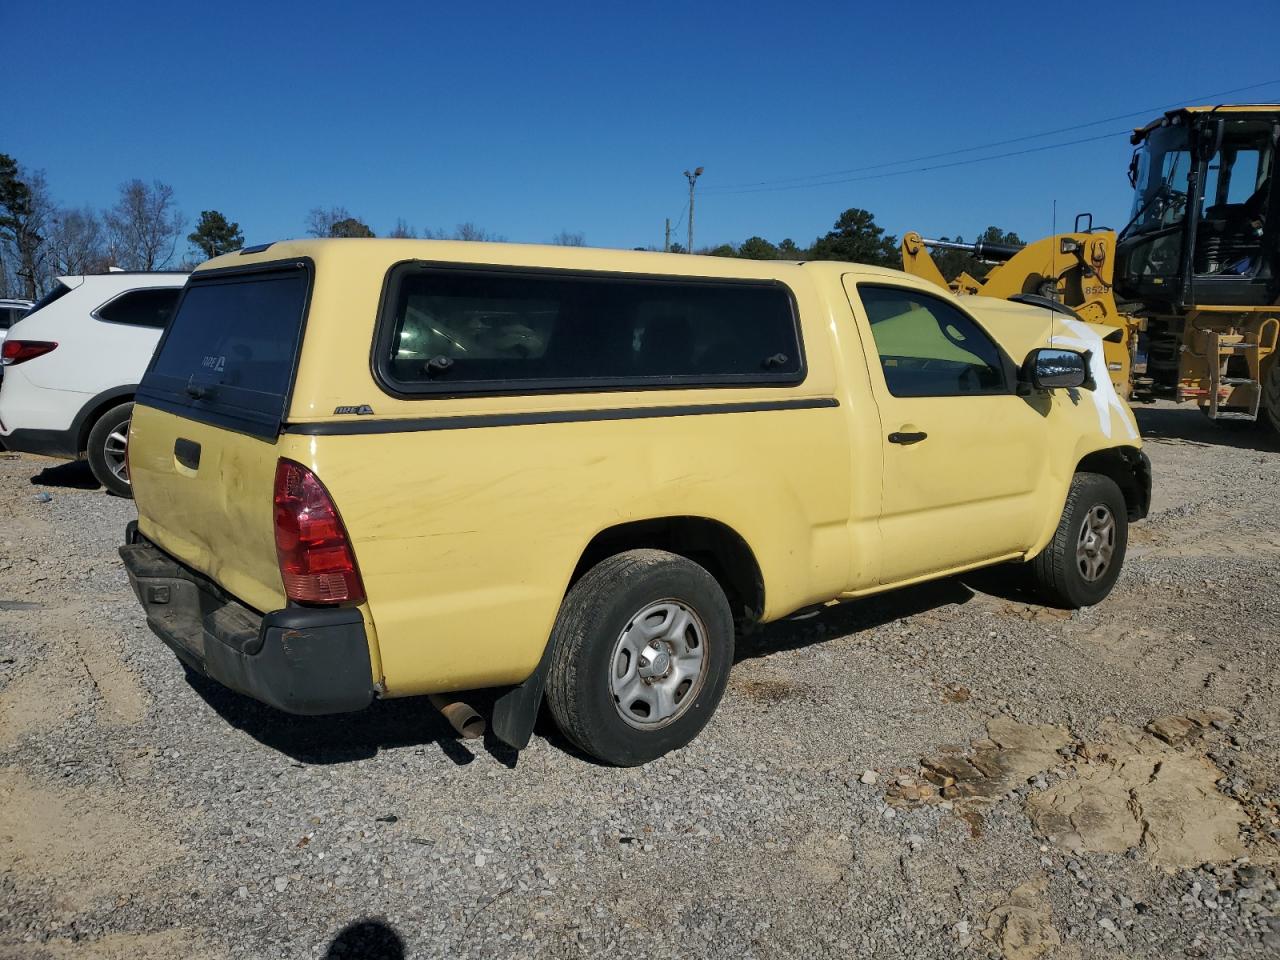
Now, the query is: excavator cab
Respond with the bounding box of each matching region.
[1116,107,1279,310]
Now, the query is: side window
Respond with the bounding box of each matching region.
[857,285,1009,398]
[378,266,804,393]
[96,288,182,328]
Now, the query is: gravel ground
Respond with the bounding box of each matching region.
[1,400,1278,960]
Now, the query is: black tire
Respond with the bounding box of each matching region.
[85,402,134,498]
[545,549,734,766]
[1264,360,1280,435]
[1028,472,1128,609]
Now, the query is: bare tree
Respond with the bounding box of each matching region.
[0,161,54,298]
[388,218,417,238]
[47,206,110,276]
[452,222,504,243]
[306,207,349,237]
[105,180,184,271]
[550,230,586,246]
[305,206,377,238]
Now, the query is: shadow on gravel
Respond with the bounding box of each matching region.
[184,669,516,768]
[1135,405,1280,452]
[324,919,405,959]
[27,459,100,490]
[184,573,1014,769]
[738,577,975,662]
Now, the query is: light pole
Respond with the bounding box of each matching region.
[683,166,703,253]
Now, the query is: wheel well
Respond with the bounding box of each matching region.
[73,390,134,454]
[571,517,765,626]
[1076,446,1150,520]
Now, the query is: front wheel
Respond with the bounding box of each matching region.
[1027,472,1128,609]
[545,549,734,766]
[1264,360,1280,436]
[85,402,134,498]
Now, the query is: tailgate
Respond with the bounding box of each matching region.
[130,260,313,613]
[129,406,287,613]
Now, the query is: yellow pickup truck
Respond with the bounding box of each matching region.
[119,240,1150,765]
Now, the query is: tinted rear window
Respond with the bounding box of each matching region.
[139,263,310,439]
[25,282,71,317]
[96,287,181,328]
[375,265,804,395]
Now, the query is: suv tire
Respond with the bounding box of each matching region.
[546,549,734,766]
[1028,472,1128,609]
[86,402,134,498]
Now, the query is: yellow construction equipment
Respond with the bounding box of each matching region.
[903,104,1280,431]
[902,222,1136,396]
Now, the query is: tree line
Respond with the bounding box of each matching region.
[299,207,583,246]
[1,150,1021,299]
[0,153,239,299]
[0,155,528,299]
[687,208,1022,282]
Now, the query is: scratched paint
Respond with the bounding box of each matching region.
[1053,318,1140,442]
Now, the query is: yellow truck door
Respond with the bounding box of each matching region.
[842,276,1051,584]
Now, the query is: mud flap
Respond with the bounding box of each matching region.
[490,641,556,750]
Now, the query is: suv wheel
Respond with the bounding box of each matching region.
[1028,472,1128,608]
[86,402,134,498]
[546,549,734,766]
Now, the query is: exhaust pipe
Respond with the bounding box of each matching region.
[429,694,486,739]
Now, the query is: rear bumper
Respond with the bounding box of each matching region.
[118,522,374,715]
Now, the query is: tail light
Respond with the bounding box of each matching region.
[273,459,366,605]
[1,340,58,366]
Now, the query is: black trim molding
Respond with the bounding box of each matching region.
[284,397,838,436]
[1,426,79,458]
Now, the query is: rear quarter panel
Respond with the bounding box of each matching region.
[311,402,850,695]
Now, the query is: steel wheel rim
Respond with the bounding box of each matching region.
[1076,503,1116,582]
[609,599,708,730]
[104,418,130,485]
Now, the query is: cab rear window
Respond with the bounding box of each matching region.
[138,262,311,439]
[374,264,804,396]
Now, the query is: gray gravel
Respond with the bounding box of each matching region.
[1,401,1278,959]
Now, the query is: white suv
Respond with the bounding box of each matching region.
[0,272,188,496]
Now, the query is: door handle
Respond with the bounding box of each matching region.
[888,431,928,445]
[174,438,201,470]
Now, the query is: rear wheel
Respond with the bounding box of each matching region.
[86,402,133,498]
[545,549,734,766]
[1028,472,1128,609]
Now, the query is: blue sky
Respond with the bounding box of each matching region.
[6,1,1280,256]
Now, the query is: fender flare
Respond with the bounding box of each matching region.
[70,385,138,453]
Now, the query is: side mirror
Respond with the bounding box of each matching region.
[1022,347,1092,390]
